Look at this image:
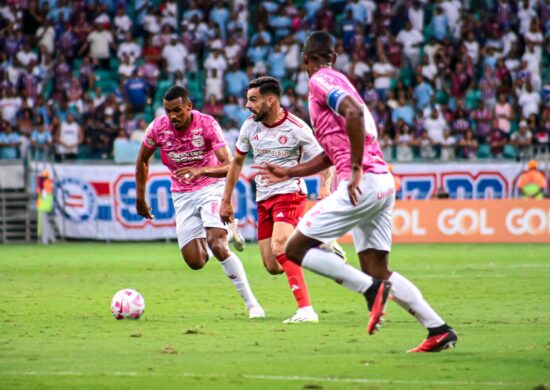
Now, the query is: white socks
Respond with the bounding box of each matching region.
[302,248,374,294]
[389,272,445,329]
[220,253,259,309]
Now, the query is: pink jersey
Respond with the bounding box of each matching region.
[143,111,227,193]
[308,67,388,181]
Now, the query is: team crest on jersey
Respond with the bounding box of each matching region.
[278,135,288,145]
[191,135,204,147]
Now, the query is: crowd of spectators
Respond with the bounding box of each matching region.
[0,0,549,162]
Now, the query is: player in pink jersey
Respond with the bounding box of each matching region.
[256,32,457,352]
[135,85,264,319]
[220,76,339,323]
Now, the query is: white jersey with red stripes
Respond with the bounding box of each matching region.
[235,110,323,202]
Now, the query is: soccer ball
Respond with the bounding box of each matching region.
[111,289,145,320]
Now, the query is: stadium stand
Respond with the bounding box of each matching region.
[0,0,548,164]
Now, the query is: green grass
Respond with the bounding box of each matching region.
[1,243,549,389]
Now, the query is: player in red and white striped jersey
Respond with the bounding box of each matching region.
[220,76,335,323]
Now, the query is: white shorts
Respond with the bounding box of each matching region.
[297,172,395,252]
[172,181,227,249]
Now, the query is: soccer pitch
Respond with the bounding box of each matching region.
[1,243,549,389]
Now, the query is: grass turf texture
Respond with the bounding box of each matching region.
[1,243,549,389]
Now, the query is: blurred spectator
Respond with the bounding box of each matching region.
[458,128,478,160]
[416,129,436,159]
[488,119,508,158]
[396,123,414,162]
[124,70,148,112]
[424,107,447,145]
[0,123,21,159]
[518,81,541,118]
[55,113,83,160]
[511,120,533,160]
[372,53,396,100]
[81,22,115,69]
[397,21,423,69]
[130,119,148,142]
[117,32,142,65]
[30,118,53,161]
[162,35,187,77]
[440,128,457,161]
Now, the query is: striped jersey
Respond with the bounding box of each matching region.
[235,111,322,202]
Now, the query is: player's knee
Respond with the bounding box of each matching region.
[270,239,286,257]
[264,262,284,275]
[184,256,206,270]
[284,244,304,264]
[207,239,229,260]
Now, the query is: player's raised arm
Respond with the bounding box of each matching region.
[220,150,247,224]
[135,143,156,220]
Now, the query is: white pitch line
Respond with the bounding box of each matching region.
[0,371,525,387]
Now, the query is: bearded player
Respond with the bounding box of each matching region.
[135,85,264,319]
[220,76,343,323]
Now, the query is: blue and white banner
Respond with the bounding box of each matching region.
[32,162,532,241]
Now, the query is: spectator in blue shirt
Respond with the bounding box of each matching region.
[341,9,356,50]
[224,64,249,98]
[222,96,242,125]
[413,75,434,110]
[304,0,323,26]
[268,43,286,79]
[269,9,293,41]
[124,70,148,112]
[430,6,449,42]
[392,96,416,126]
[251,23,272,46]
[0,124,21,159]
[247,42,269,65]
[30,119,53,161]
[344,0,367,24]
[210,1,230,40]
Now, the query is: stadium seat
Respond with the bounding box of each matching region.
[97,79,119,94]
[477,144,491,159]
[503,144,517,159]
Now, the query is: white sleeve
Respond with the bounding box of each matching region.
[235,121,251,155]
[297,125,323,162]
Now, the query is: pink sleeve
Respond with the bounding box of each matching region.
[206,117,227,151]
[142,120,159,149]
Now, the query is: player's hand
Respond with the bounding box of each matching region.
[174,167,202,182]
[219,200,234,225]
[136,198,154,220]
[348,166,363,206]
[251,163,289,184]
[318,186,331,200]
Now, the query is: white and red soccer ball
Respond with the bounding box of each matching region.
[111,289,145,320]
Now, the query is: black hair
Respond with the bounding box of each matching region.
[303,31,336,63]
[163,85,190,101]
[247,76,282,97]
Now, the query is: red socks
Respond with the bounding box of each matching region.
[276,254,311,308]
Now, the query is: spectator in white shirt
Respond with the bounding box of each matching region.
[15,41,38,68]
[408,1,425,32]
[117,32,142,64]
[36,19,55,55]
[372,52,396,100]
[350,53,370,79]
[518,81,541,118]
[80,22,115,69]
[396,21,424,69]
[113,6,132,41]
[423,107,448,144]
[161,35,187,77]
[118,54,135,80]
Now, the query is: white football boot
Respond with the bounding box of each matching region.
[282,306,319,324]
[227,218,245,252]
[248,305,266,319]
